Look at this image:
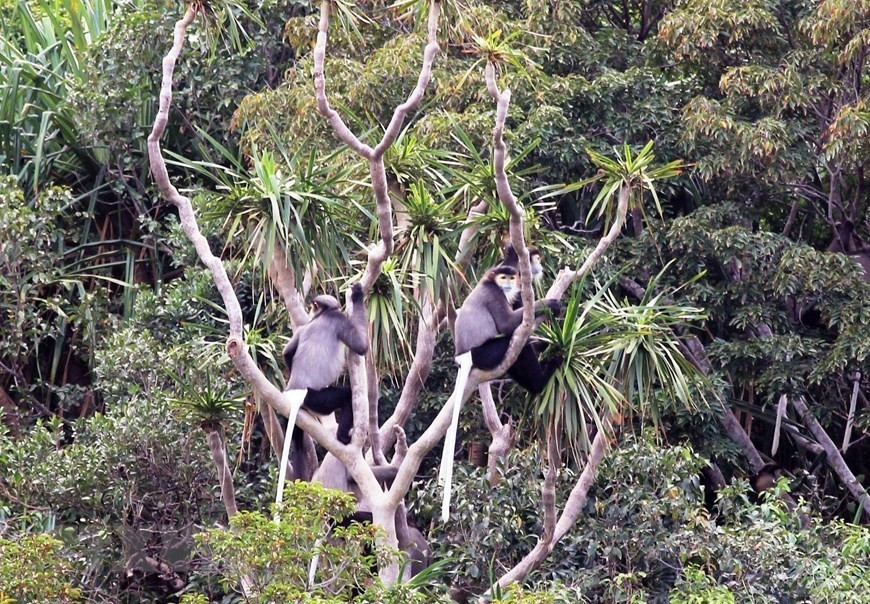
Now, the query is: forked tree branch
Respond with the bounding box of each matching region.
[493,426,610,590]
[314,0,441,289]
[379,185,490,455]
[146,6,385,517]
[479,383,513,483]
[545,183,630,300]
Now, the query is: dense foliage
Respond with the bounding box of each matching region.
[1,0,868,602]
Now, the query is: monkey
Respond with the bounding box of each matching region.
[454,265,561,392]
[309,454,431,579]
[284,283,368,445]
[274,284,368,518]
[748,463,812,527]
[500,243,544,289]
[439,265,562,521]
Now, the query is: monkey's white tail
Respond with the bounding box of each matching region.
[771,393,787,455]
[438,352,473,522]
[307,540,323,588]
[274,388,308,524]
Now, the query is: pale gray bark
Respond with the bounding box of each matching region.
[493,427,610,590]
[204,425,238,518]
[267,241,310,329]
[479,383,514,483]
[314,0,440,290]
[378,300,439,452]
[792,395,870,519]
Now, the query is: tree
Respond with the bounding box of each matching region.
[148,0,700,592]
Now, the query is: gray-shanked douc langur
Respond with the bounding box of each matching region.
[439,264,562,521]
[501,243,544,290]
[274,283,368,518]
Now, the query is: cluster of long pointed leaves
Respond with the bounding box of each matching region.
[367,258,414,372]
[545,142,686,229]
[0,0,118,190]
[536,273,706,456]
[166,365,244,426]
[393,180,464,301]
[384,130,454,188]
[168,131,365,286]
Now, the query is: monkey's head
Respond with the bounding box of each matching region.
[750,463,783,494]
[488,266,519,303]
[311,294,340,316]
[504,244,544,283]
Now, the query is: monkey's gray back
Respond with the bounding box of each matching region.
[454,282,504,355]
[287,311,348,389]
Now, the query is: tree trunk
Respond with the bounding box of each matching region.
[791,396,870,520]
[203,424,238,519]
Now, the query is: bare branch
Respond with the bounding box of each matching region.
[388,376,480,506]
[552,428,609,541]
[493,427,609,590]
[792,395,870,519]
[545,184,630,300]
[268,242,310,329]
[204,425,239,518]
[372,0,441,158]
[314,0,441,289]
[479,383,514,483]
[147,7,244,340]
[479,383,502,434]
[313,1,372,158]
[379,299,439,451]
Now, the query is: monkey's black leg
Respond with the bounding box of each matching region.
[470,337,511,370]
[507,343,560,394]
[337,510,374,528]
[287,426,318,482]
[304,386,354,445]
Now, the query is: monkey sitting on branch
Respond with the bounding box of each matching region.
[440,262,562,521]
[274,283,368,516]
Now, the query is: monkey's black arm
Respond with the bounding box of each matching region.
[339,283,369,355]
[487,292,525,336]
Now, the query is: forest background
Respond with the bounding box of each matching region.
[0,0,869,602]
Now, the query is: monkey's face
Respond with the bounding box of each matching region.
[495,273,519,302]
